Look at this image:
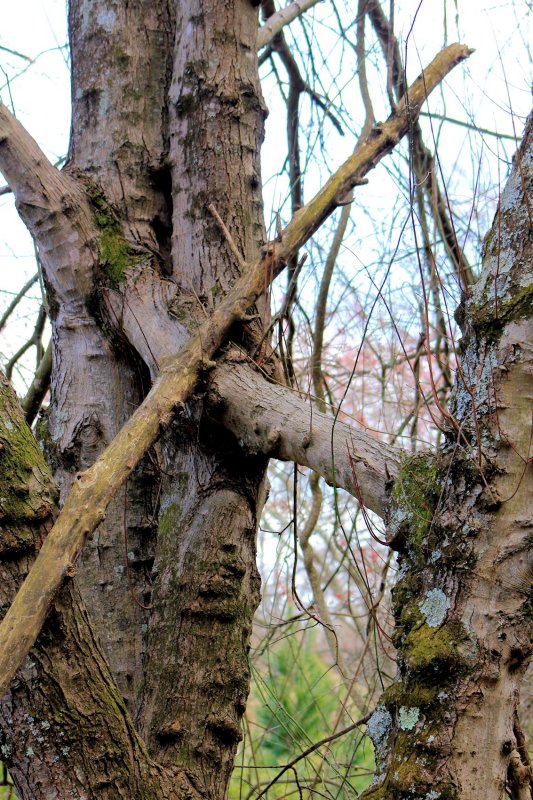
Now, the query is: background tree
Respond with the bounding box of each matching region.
[0,2,531,799]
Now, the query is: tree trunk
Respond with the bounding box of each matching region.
[60,0,268,795]
[1,0,270,797]
[1,0,527,796]
[0,373,195,799]
[362,114,533,800]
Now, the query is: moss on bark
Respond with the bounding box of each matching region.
[83,179,139,286]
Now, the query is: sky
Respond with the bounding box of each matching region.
[0,0,531,392]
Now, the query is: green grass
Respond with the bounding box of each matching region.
[229,630,375,799]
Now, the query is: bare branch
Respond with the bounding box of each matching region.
[0,44,32,63]
[257,0,323,49]
[0,102,96,300]
[21,338,52,425]
[279,44,472,255]
[253,712,371,800]
[0,273,38,333]
[106,274,399,514]
[4,305,46,380]
[0,44,471,702]
[208,203,249,272]
[365,1,474,287]
[419,111,520,142]
[209,362,401,517]
[356,0,375,136]
[0,103,68,214]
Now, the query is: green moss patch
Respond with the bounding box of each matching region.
[390,452,441,561]
[84,180,136,286]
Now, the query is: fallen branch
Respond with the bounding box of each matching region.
[0,43,472,700]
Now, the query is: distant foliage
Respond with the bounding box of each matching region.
[230,628,375,799]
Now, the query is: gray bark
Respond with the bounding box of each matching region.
[0,0,522,795]
[208,360,401,517]
[362,114,533,800]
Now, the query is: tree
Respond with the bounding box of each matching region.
[0,1,531,799]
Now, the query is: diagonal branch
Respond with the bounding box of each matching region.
[274,44,472,257]
[0,43,471,701]
[21,338,52,425]
[0,102,97,301]
[105,274,399,513]
[0,103,65,205]
[0,372,198,799]
[0,273,38,333]
[258,0,323,49]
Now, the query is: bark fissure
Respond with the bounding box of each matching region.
[0,44,469,715]
[0,374,198,799]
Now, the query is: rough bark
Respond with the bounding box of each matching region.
[0,2,478,795]
[0,373,197,800]
[0,93,152,713]
[63,0,177,712]
[135,7,268,790]
[0,43,469,709]
[362,115,533,800]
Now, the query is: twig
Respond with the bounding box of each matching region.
[419,111,520,141]
[251,714,371,800]
[21,339,52,426]
[208,203,248,272]
[0,273,38,333]
[0,45,32,63]
[5,305,46,380]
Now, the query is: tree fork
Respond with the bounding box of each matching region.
[0,43,472,704]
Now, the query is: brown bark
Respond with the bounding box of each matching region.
[0,42,468,710]
[136,8,267,787]
[63,0,176,711]
[0,373,196,799]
